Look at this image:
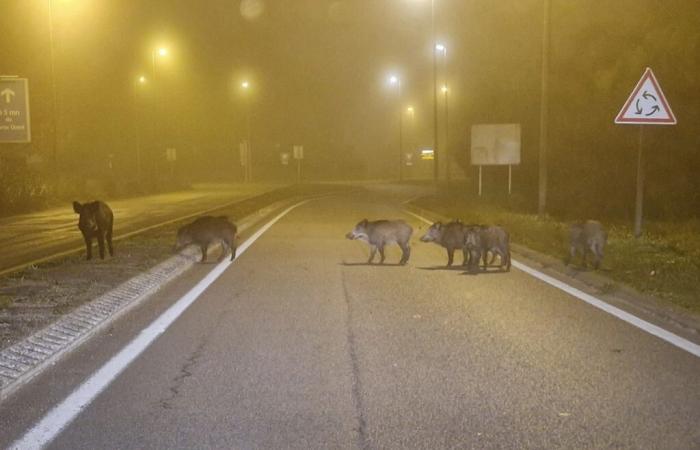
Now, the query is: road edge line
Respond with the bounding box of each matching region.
[404,209,700,359]
[9,198,310,450]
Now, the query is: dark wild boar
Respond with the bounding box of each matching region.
[175,216,238,263]
[346,219,413,265]
[465,225,511,272]
[420,221,471,267]
[73,200,114,260]
[565,220,607,269]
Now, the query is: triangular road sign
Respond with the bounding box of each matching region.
[615,68,676,125]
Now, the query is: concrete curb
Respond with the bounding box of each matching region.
[403,203,700,341]
[0,198,293,403]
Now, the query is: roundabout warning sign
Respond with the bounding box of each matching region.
[615,68,676,125]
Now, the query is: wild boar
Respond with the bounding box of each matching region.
[73,200,114,260]
[175,216,238,262]
[566,220,607,269]
[346,219,413,265]
[419,220,471,267]
[465,225,511,272]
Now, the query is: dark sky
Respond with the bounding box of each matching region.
[2,0,699,215]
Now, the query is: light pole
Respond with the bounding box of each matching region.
[431,0,439,183]
[47,0,60,169]
[134,75,147,180]
[150,47,168,178]
[389,75,403,181]
[538,0,550,216]
[241,80,252,183]
[441,84,450,186]
[436,43,448,186]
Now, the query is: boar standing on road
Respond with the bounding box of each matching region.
[566,220,607,269]
[175,216,238,263]
[346,219,413,265]
[73,200,114,260]
[420,221,471,267]
[465,225,511,272]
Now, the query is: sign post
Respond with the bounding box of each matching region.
[614,68,676,238]
[470,124,521,197]
[293,145,304,184]
[0,77,31,143]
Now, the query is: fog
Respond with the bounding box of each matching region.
[1,0,699,219]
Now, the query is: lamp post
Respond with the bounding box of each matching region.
[431,0,439,183]
[436,43,448,186]
[538,0,550,216]
[389,75,403,181]
[150,47,168,178]
[441,84,450,186]
[134,75,147,180]
[241,80,252,183]
[47,0,60,168]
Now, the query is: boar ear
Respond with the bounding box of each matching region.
[435,222,442,229]
[72,201,82,214]
[361,218,368,226]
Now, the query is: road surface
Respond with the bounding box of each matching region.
[0,183,280,275]
[1,189,698,449]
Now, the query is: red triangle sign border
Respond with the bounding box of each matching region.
[614,67,677,125]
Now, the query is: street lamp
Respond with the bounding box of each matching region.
[150,46,168,178]
[134,75,148,179]
[389,75,404,181]
[47,0,60,169]
[240,80,253,182]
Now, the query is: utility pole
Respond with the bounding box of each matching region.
[538,0,551,216]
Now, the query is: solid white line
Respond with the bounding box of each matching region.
[404,209,700,359]
[10,200,309,450]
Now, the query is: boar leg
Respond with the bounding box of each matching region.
[106,228,114,257]
[378,245,386,264]
[200,244,208,263]
[97,233,106,259]
[462,247,470,266]
[399,242,410,265]
[446,248,455,267]
[367,246,377,264]
[83,235,93,260]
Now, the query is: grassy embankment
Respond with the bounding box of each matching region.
[412,191,700,315]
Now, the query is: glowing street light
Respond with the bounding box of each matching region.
[406,106,414,115]
[138,75,147,84]
[158,47,168,57]
[387,74,404,181]
[240,79,253,182]
[241,80,250,89]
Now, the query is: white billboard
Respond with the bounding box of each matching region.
[470,124,521,166]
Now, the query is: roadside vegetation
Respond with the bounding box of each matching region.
[412,186,700,315]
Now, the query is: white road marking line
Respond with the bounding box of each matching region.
[10,200,309,450]
[404,210,700,358]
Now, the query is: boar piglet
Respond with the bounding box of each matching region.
[346,219,413,265]
[565,220,607,269]
[176,216,238,262]
[420,221,471,267]
[73,200,114,260]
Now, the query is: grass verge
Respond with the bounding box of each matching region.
[412,191,700,315]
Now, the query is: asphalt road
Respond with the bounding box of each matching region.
[0,183,279,275]
[1,189,699,449]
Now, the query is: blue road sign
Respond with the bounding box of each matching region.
[0,77,31,143]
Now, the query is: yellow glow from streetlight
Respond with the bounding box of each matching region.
[241,80,250,89]
[407,106,414,114]
[441,85,448,93]
[435,43,446,52]
[138,75,147,84]
[389,75,399,85]
[158,47,168,57]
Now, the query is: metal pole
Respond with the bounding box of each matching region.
[444,83,450,187]
[431,0,439,183]
[634,126,644,238]
[478,165,482,196]
[508,164,512,195]
[151,50,158,179]
[246,97,252,182]
[48,0,59,169]
[538,0,550,216]
[398,80,403,181]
